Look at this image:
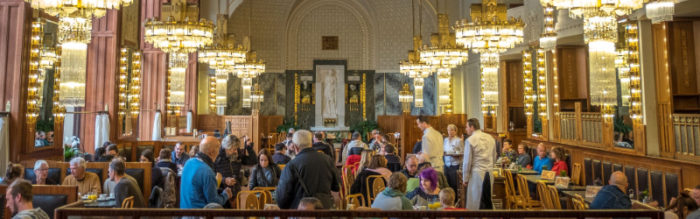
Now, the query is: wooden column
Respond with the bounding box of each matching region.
[138,0,167,140]
[81,10,120,153]
[0,0,31,161]
[651,22,674,158]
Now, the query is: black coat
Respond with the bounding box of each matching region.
[248,165,282,189]
[276,148,340,209]
[312,142,335,159]
[349,169,384,205]
[213,149,243,198]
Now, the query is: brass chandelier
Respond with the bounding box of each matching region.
[541,0,643,118]
[399,0,434,109]
[198,12,247,113]
[454,0,524,115]
[26,0,133,108]
[144,0,214,113]
[235,0,266,109]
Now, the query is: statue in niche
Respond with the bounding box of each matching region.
[322,69,337,119]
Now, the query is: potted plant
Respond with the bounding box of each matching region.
[350,120,378,142]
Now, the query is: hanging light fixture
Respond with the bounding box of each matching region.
[399,0,433,109]
[646,0,675,24]
[455,0,524,115]
[26,0,133,108]
[251,83,264,111]
[235,0,266,109]
[144,0,214,113]
[399,83,413,114]
[542,0,643,118]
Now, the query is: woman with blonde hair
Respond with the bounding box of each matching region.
[355,149,375,175]
[442,124,463,192]
[351,154,390,204]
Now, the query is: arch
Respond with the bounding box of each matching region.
[284,0,377,70]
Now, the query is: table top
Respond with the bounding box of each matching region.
[506,169,539,175]
[82,199,118,208]
[562,190,593,203]
[523,175,586,191]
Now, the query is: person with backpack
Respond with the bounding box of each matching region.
[276,130,341,209]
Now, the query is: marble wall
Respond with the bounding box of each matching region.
[374,73,437,116]
[224,73,285,116]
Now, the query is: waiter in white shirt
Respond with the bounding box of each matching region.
[416,116,444,173]
[462,118,496,210]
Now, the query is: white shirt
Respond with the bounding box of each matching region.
[421,127,445,171]
[443,136,464,166]
[462,130,496,183]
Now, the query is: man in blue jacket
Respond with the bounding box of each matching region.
[590,171,631,209]
[180,136,232,208]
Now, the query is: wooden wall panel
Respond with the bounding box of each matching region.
[668,21,697,96]
[557,47,589,111]
[81,10,119,153]
[196,114,222,131]
[506,60,524,107]
[652,23,675,158]
[0,1,31,161]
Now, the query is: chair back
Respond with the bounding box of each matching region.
[516,174,532,200]
[345,193,365,208]
[252,187,276,204]
[536,181,551,209]
[571,163,582,185]
[236,190,263,210]
[546,185,562,209]
[504,171,518,199]
[571,194,587,210]
[121,196,135,208]
[365,175,386,204]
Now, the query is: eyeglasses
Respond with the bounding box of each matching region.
[36,168,49,171]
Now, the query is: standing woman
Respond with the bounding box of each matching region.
[550,147,568,176]
[248,150,282,189]
[442,124,464,193]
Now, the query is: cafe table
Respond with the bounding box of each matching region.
[561,188,659,210]
[83,198,118,208]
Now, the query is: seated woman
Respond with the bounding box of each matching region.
[406,167,441,207]
[664,191,699,219]
[550,147,568,176]
[371,173,412,210]
[139,149,163,189]
[350,155,390,204]
[248,149,282,189]
[32,160,57,185]
[345,147,364,171]
[1,163,24,185]
[515,143,531,168]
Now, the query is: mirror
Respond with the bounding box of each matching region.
[531,49,543,134]
[613,22,635,149]
[34,19,58,148]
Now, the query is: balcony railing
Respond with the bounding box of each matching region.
[672,114,700,161]
[581,112,603,144]
[560,112,577,141]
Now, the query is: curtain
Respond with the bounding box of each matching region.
[0,115,8,176]
[186,111,193,133]
[94,112,110,150]
[152,111,161,140]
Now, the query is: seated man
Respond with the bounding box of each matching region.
[62,157,101,195]
[103,159,137,196]
[272,143,291,165]
[171,142,190,170]
[398,155,419,178]
[381,145,402,172]
[32,160,57,185]
[297,197,323,210]
[156,148,178,173]
[6,179,49,219]
[312,132,334,159]
[109,158,146,208]
[590,171,631,209]
[98,144,119,162]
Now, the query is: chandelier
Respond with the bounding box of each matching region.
[144,0,213,113]
[400,37,433,108]
[543,0,643,118]
[646,0,675,24]
[26,0,133,108]
[251,83,264,111]
[234,50,265,108]
[454,0,524,115]
[398,83,413,114]
[198,14,247,112]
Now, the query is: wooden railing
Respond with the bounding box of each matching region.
[581,112,603,144]
[672,114,700,162]
[560,112,577,141]
[55,206,664,219]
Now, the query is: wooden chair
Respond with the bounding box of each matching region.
[121,196,134,208]
[345,193,365,208]
[502,170,520,209]
[571,163,582,185]
[252,187,276,204]
[235,190,264,210]
[547,185,562,209]
[278,164,286,171]
[571,194,587,210]
[536,181,551,209]
[514,174,542,209]
[365,175,386,205]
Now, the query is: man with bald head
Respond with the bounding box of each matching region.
[180,136,232,208]
[590,171,631,209]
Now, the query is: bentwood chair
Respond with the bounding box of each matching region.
[515,174,543,209]
[547,185,562,209]
[571,163,582,185]
[236,191,264,210]
[503,170,519,209]
[365,175,386,205]
[252,187,276,204]
[121,196,134,208]
[537,181,551,209]
[345,193,365,208]
[571,194,587,210]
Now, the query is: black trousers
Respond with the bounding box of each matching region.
[444,165,460,192]
[480,171,493,209]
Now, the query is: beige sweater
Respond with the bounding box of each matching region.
[62,172,102,195]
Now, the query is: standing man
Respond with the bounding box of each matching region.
[180,136,232,208]
[462,118,496,210]
[5,180,49,219]
[171,142,189,170]
[416,116,444,173]
[276,130,341,209]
